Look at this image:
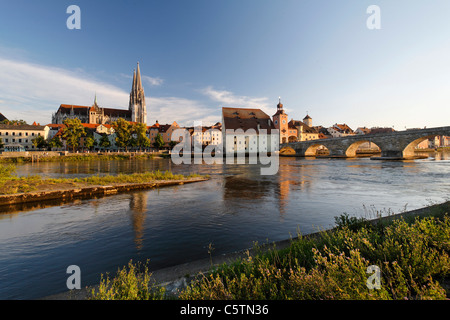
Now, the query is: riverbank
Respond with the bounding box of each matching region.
[41,200,450,300]
[0,151,171,163]
[0,169,208,207]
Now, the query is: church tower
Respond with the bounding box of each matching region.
[129,62,147,124]
[272,97,289,144]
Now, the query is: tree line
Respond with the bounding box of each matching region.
[61,118,168,152]
[19,118,168,152]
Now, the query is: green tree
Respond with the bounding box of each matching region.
[153,133,165,150]
[99,134,111,149]
[85,136,95,151]
[1,119,27,125]
[112,118,132,151]
[32,135,47,150]
[48,136,63,149]
[62,118,86,152]
[0,137,4,149]
[169,140,178,150]
[133,123,151,151]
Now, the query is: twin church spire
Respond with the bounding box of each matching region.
[129,62,147,124]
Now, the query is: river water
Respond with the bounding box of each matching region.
[0,152,449,299]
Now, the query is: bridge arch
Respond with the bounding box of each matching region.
[279,145,296,156]
[345,140,381,157]
[402,135,437,158]
[304,144,329,156]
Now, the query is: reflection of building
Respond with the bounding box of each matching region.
[52,63,147,125]
[129,192,148,250]
[223,175,272,200]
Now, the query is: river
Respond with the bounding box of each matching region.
[0,152,449,299]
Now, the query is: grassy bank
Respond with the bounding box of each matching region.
[0,152,170,164]
[89,202,450,300]
[0,164,205,195]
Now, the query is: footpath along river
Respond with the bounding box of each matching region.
[0,152,449,299]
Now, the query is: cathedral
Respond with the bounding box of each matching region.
[52,62,147,125]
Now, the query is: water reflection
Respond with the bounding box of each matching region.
[129,192,148,250]
[0,152,448,299]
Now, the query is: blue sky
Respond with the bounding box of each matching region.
[1,0,450,130]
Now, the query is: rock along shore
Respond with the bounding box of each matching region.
[0,177,208,208]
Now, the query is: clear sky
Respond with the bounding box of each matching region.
[1,0,450,130]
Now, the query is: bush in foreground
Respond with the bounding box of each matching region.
[90,211,450,300]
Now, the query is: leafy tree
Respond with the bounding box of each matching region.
[85,136,95,150]
[32,135,47,150]
[62,118,86,152]
[153,133,165,150]
[169,140,178,150]
[0,137,4,149]
[133,123,151,150]
[99,134,111,149]
[1,119,27,125]
[129,136,138,149]
[112,118,132,151]
[48,136,63,149]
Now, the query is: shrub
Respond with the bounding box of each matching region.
[90,260,165,300]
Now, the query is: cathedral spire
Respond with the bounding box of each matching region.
[129,62,147,124]
[131,69,136,93]
[136,62,143,92]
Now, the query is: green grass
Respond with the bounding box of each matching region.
[89,204,450,300]
[0,164,206,195]
[90,260,166,300]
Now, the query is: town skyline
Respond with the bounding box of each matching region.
[1,1,450,130]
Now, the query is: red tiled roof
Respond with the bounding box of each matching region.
[333,123,354,134]
[82,123,101,129]
[288,120,318,134]
[222,107,276,133]
[58,104,131,117]
[46,123,66,129]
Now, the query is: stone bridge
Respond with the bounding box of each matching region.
[280,126,450,159]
